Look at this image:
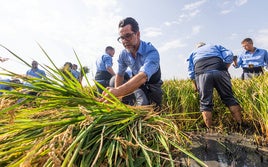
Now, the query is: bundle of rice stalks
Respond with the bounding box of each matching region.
[0,45,206,167]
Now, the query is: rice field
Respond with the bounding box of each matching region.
[163,74,268,134]
[0,45,268,166]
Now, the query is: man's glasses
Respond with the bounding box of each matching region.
[117,33,135,43]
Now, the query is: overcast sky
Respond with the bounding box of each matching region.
[0,0,268,82]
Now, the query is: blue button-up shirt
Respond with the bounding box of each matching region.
[187,44,233,79]
[235,48,268,68]
[0,79,13,90]
[117,40,160,81]
[96,53,113,72]
[26,68,46,78]
[71,69,80,80]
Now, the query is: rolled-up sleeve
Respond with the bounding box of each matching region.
[117,53,128,76]
[139,49,160,81]
[217,45,233,64]
[264,50,268,65]
[187,55,195,80]
[103,55,113,69]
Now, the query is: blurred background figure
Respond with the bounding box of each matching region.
[61,62,73,81]
[0,78,21,95]
[95,46,115,94]
[0,57,9,62]
[26,60,46,79]
[233,38,268,80]
[72,64,82,83]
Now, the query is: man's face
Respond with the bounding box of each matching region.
[107,49,115,57]
[73,65,77,70]
[242,42,254,52]
[118,24,139,53]
[32,61,38,69]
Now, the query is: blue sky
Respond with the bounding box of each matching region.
[0,0,268,82]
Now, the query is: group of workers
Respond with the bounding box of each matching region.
[0,59,82,94]
[1,17,267,129]
[95,17,268,128]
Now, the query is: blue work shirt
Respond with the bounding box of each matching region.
[96,53,113,72]
[117,40,160,81]
[235,48,268,68]
[71,69,80,80]
[187,44,233,79]
[26,68,46,78]
[0,79,13,95]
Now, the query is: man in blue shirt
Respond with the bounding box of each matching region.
[72,64,81,83]
[95,46,116,94]
[187,42,242,128]
[25,61,46,96]
[0,78,21,95]
[233,38,268,80]
[26,61,46,79]
[101,17,163,109]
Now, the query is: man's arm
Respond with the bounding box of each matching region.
[102,72,147,99]
[115,74,124,88]
[226,63,232,69]
[117,72,147,96]
[41,70,46,78]
[106,66,115,76]
[232,55,238,68]
[264,50,268,66]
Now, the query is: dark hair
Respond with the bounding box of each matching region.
[105,46,114,52]
[64,62,73,68]
[32,60,38,65]
[118,17,139,33]
[10,79,21,84]
[241,38,253,44]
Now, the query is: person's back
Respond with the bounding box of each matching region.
[188,43,233,80]
[187,42,242,128]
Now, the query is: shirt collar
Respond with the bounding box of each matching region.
[136,40,144,56]
[245,47,258,54]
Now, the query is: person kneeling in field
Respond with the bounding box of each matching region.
[100,17,163,110]
[187,42,243,128]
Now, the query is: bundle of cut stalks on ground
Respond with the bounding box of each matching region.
[0,45,207,167]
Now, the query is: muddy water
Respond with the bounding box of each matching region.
[181,132,268,167]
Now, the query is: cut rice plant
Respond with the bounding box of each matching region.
[0,44,207,167]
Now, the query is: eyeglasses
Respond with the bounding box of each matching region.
[117,33,135,43]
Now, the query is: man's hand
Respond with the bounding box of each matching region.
[233,55,237,61]
[232,55,238,68]
[99,87,121,103]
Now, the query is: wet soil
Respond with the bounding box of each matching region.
[180,132,268,167]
